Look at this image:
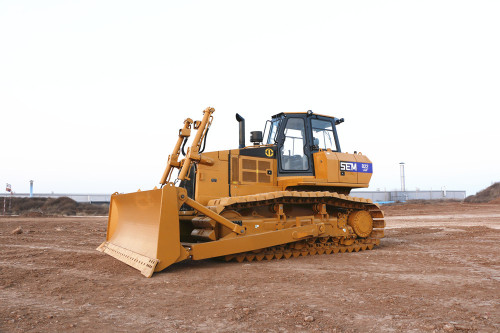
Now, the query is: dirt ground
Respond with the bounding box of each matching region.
[1,202,499,332]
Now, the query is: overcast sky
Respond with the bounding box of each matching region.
[1,0,499,196]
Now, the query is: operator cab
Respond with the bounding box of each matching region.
[263,111,343,176]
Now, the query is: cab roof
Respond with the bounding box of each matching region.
[271,111,340,121]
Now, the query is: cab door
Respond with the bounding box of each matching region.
[277,116,314,176]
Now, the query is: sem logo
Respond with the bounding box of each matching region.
[340,161,357,172]
[340,161,373,173]
[265,148,274,157]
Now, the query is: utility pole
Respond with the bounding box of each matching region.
[6,183,12,212]
[4,183,12,215]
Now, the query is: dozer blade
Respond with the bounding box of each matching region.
[97,184,188,277]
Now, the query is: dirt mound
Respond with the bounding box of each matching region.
[1,197,108,216]
[21,211,44,217]
[464,182,500,203]
[489,197,500,204]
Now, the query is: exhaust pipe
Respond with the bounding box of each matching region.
[235,113,245,148]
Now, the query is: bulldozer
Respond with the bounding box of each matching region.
[97,107,385,277]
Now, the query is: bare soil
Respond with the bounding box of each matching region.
[1,202,499,332]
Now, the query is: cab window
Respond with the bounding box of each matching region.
[280,118,309,171]
[312,119,337,151]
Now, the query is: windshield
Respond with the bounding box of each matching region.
[264,118,281,144]
[311,119,337,151]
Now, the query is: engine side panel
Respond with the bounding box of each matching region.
[229,147,280,198]
[195,151,230,205]
[313,150,372,188]
[196,148,372,205]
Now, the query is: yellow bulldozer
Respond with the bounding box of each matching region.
[97,107,385,277]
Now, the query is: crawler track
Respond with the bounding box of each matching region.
[209,190,381,212]
[207,191,385,263]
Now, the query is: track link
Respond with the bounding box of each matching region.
[223,237,380,263]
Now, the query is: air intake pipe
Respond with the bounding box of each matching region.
[235,113,245,148]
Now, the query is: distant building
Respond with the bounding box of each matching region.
[351,190,466,203]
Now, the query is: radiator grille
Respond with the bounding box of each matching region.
[242,171,257,182]
[231,157,239,183]
[239,157,273,184]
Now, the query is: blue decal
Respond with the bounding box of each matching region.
[358,162,373,173]
[340,161,372,173]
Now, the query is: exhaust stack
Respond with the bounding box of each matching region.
[235,113,245,148]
